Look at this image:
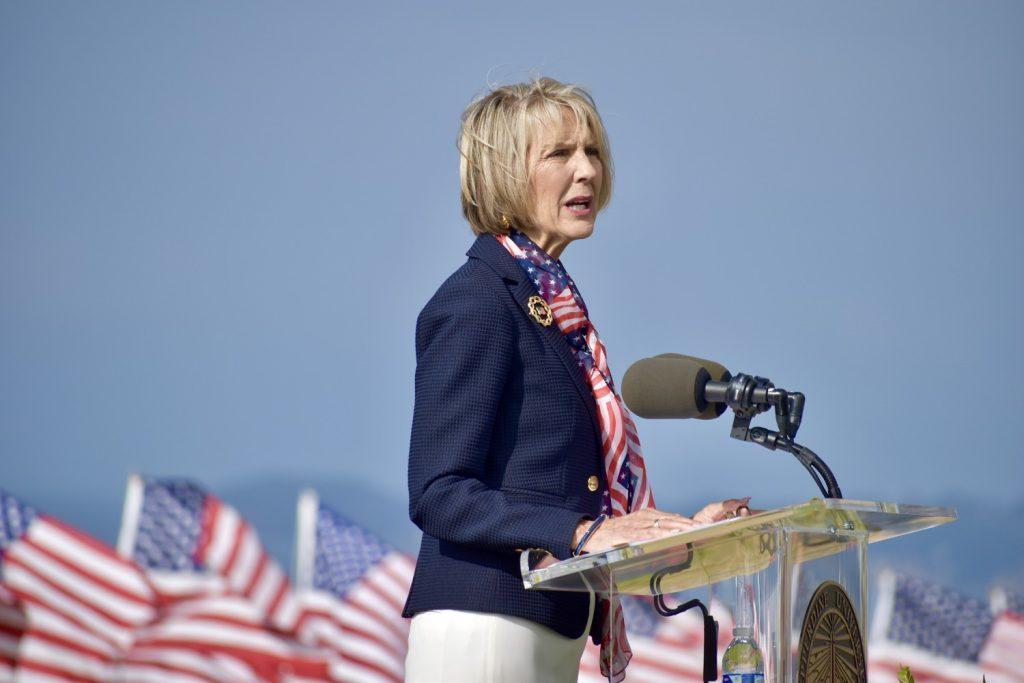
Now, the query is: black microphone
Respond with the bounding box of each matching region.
[621,354,730,420]
[621,354,843,499]
[622,354,804,435]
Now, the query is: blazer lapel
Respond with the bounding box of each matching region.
[467,235,602,442]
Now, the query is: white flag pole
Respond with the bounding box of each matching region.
[294,488,319,590]
[116,473,145,559]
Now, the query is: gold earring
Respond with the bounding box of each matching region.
[500,214,511,230]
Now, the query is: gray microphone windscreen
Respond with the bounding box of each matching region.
[622,356,710,419]
[654,353,731,383]
[653,353,731,419]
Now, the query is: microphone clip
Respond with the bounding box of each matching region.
[711,373,804,439]
[712,373,842,499]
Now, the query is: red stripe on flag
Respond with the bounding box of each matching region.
[116,656,221,683]
[241,552,268,598]
[21,538,153,609]
[16,628,111,664]
[4,560,127,648]
[15,659,99,683]
[299,610,405,663]
[193,497,218,566]
[218,520,247,581]
[265,576,291,620]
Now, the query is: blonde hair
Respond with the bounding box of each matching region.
[458,77,614,236]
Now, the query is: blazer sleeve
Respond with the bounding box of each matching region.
[407,279,585,560]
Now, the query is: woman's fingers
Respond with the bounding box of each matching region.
[629,509,695,533]
[693,497,752,524]
[644,517,694,533]
[580,509,696,553]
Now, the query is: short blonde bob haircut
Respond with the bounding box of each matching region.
[458,77,614,236]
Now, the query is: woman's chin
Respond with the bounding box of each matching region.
[570,222,596,241]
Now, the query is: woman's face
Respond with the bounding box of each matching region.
[524,111,603,259]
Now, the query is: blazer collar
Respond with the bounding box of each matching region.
[466,233,523,283]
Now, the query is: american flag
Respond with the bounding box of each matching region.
[0,488,158,681]
[114,476,340,681]
[869,570,1024,682]
[292,490,414,683]
[0,583,24,679]
[984,588,1024,678]
[117,475,297,630]
[111,593,334,682]
[578,595,735,683]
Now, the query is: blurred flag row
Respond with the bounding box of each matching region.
[869,570,1024,682]
[2,480,1022,682]
[0,477,413,682]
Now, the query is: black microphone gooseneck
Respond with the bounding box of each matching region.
[704,373,842,499]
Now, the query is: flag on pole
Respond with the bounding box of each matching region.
[981,588,1024,680]
[292,489,414,683]
[115,477,340,681]
[0,488,158,681]
[869,570,1024,682]
[117,475,297,630]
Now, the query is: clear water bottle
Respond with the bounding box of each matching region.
[721,626,764,682]
[722,576,764,682]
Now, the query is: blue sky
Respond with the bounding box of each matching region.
[2,2,1022,594]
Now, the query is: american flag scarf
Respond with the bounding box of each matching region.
[495,230,654,681]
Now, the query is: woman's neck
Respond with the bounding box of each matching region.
[516,227,569,260]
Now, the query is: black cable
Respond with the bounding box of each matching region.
[650,564,719,682]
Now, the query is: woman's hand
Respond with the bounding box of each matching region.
[573,508,697,554]
[572,498,757,555]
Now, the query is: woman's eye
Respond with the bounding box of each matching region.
[548,149,567,158]
[586,147,600,157]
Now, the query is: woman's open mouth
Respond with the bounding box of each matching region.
[564,196,593,216]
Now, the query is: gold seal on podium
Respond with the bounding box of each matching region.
[797,581,867,682]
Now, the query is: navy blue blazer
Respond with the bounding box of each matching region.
[402,233,608,642]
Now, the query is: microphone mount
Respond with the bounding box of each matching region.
[705,374,843,499]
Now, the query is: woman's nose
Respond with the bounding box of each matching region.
[571,149,596,181]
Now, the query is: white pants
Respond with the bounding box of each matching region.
[405,590,594,683]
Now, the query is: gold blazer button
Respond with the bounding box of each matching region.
[586,475,600,492]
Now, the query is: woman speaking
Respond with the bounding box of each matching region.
[402,77,750,682]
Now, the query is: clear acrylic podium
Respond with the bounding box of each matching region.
[521,499,955,682]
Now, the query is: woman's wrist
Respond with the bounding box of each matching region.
[571,518,591,549]
[572,514,608,556]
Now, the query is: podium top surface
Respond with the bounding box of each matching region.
[521,498,956,596]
